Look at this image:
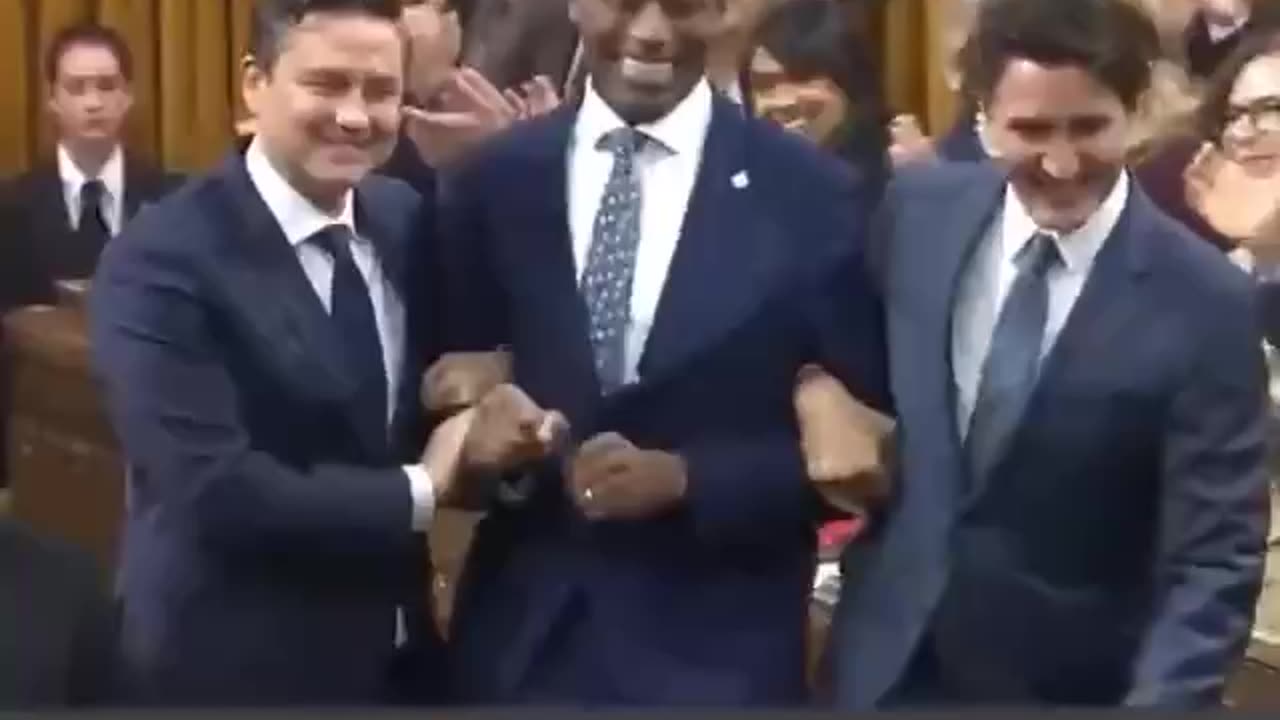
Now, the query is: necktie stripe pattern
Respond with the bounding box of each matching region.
[965,232,1061,483]
[581,127,652,394]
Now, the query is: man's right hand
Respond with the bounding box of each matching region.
[460,383,569,476]
[421,350,512,414]
[794,365,895,511]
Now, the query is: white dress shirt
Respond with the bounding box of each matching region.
[244,139,434,532]
[58,143,125,235]
[951,171,1130,438]
[567,77,714,384]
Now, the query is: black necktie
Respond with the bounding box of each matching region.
[966,232,1061,482]
[75,179,111,267]
[311,225,387,441]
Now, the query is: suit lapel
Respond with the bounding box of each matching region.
[931,166,1007,469]
[500,108,603,425]
[122,152,153,220]
[33,165,71,236]
[634,98,783,388]
[211,154,367,442]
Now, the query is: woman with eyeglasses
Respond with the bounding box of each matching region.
[1183,29,1280,492]
[1186,30,1280,278]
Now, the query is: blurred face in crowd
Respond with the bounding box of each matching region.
[243,10,404,211]
[1222,52,1280,176]
[1192,0,1251,25]
[750,47,848,145]
[982,59,1132,232]
[48,42,134,152]
[572,0,722,124]
[403,0,462,103]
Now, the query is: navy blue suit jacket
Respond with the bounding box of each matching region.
[433,95,887,705]
[829,163,1270,708]
[89,154,444,705]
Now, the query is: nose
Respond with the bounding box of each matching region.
[626,1,675,55]
[82,88,106,112]
[1040,138,1081,180]
[1224,113,1261,150]
[334,95,372,134]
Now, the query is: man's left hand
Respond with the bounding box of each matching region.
[566,432,688,521]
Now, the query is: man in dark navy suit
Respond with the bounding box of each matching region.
[426,0,887,706]
[0,23,180,314]
[828,0,1271,708]
[89,0,481,705]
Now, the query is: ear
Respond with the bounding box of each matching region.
[241,54,267,119]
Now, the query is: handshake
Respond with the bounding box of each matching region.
[417,352,896,517]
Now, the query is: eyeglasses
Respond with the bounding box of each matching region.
[1222,97,1280,138]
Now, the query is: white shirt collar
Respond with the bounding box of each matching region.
[1000,170,1129,273]
[59,143,124,203]
[574,75,714,159]
[243,137,356,248]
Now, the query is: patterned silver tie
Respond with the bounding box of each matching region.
[581,127,651,393]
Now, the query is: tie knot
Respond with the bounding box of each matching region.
[1017,232,1061,277]
[310,224,356,260]
[596,127,654,158]
[80,178,105,201]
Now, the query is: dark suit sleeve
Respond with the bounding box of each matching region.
[90,219,417,560]
[809,176,893,413]
[432,157,510,351]
[0,176,50,312]
[1125,278,1271,707]
[681,170,891,553]
[65,561,123,706]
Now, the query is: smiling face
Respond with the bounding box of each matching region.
[572,0,721,124]
[1221,52,1280,176]
[749,46,848,145]
[982,58,1132,233]
[243,9,404,210]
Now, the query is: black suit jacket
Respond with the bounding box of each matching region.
[0,153,182,313]
[0,519,120,707]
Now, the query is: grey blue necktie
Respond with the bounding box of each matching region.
[966,232,1061,482]
[581,127,651,393]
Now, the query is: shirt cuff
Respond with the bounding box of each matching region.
[403,465,436,531]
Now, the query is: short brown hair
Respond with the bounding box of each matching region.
[44,23,134,84]
[1198,29,1280,144]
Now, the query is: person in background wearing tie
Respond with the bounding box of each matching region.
[90,0,495,705]
[828,0,1270,707]
[430,0,887,705]
[0,23,180,314]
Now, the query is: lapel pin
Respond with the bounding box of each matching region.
[731,171,749,189]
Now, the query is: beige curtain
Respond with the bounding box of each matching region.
[879,0,959,134]
[0,0,254,175]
